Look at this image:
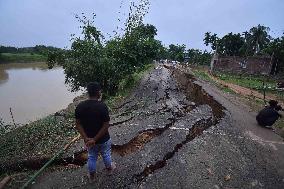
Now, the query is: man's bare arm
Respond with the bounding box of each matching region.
[75,119,88,142]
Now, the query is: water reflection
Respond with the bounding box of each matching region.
[0,63,50,85]
[0,62,82,125]
[0,69,9,84]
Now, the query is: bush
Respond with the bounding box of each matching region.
[47,1,160,95]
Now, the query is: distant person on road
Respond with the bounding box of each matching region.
[256,100,282,128]
[75,82,115,182]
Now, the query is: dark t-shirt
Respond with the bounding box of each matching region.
[75,100,110,144]
[256,107,281,126]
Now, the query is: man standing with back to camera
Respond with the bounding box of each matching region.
[75,82,115,182]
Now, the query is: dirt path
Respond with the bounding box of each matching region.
[207,72,283,105]
[27,64,284,189]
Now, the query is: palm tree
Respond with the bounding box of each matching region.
[248,25,271,54]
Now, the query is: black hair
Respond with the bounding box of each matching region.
[268,100,278,107]
[87,82,101,97]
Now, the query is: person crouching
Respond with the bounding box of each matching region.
[256,100,282,129]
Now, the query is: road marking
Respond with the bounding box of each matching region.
[169,126,190,131]
[245,131,284,150]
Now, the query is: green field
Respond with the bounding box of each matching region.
[215,72,284,101]
[0,53,47,63]
[192,68,283,100]
[215,72,277,92]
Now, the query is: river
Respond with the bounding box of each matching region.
[0,62,83,125]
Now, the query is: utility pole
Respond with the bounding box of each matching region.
[261,53,274,105]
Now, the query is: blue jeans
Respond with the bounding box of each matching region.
[87,139,112,173]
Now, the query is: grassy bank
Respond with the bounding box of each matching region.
[215,72,284,101]
[192,68,236,94]
[193,67,283,99]
[106,63,155,108]
[215,72,277,93]
[0,53,47,63]
[0,63,155,176]
[192,69,213,82]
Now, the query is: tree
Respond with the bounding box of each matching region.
[238,31,254,56]
[132,24,157,39]
[155,44,169,60]
[204,25,272,56]
[187,49,212,65]
[204,32,245,56]
[47,0,160,95]
[168,44,186,62]
[263,34,284,74]
[219,32,245,56]
[204,32,219,51]
[247,25,271,54]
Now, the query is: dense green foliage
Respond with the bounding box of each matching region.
[247,25,271,54]
[204,25,284,74]
[0,53,46,63]
[187,49,211,65]
[47,1,161,95]
[219,33,245,56]
[0,45,60,63]
[155,45,169,60]
[263,35,284,74]
[204,25,271,56]
[204,32,219,51]
[0,45,59,56]
[168,44,186,62]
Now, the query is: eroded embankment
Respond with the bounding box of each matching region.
[2,65,226,185]
[129,66,226,184]
[168,65,224,121]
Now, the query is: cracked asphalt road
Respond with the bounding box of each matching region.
[32,64,284,189]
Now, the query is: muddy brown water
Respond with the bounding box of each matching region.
[0,62,83,125]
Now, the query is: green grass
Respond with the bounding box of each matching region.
[274,119,284,129]
[0,53,47,63]
[193,69,238,95]
[192,69,213,82]
[215,72,277,93]
[220,85,236,94]
[0,115,77,168]
[214,72,284,101]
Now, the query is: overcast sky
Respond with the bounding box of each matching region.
[0,0,284,50]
